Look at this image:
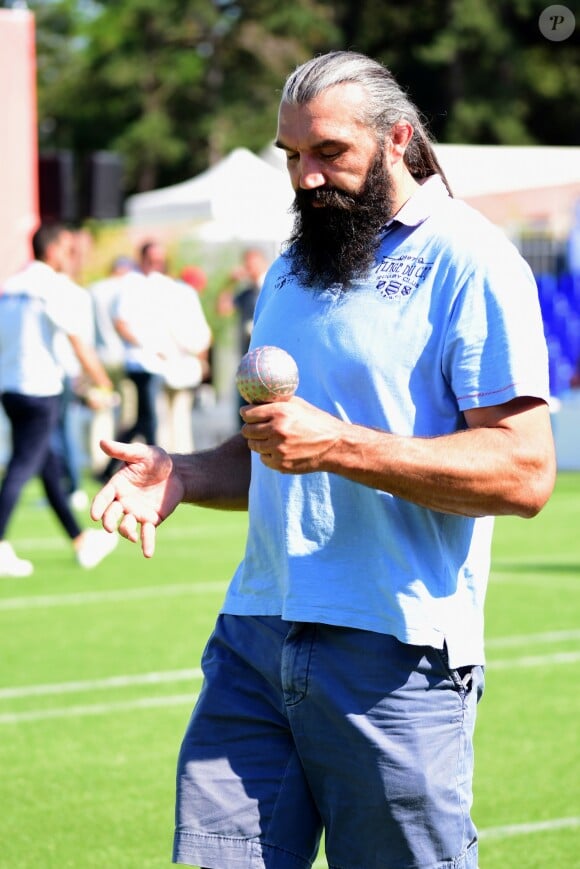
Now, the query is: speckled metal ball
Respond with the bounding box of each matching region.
[235,345,299,404]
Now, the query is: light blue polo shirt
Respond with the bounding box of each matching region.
[222,176,549,667]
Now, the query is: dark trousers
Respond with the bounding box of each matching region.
[51,377,82,495]
[101,369,160,481]
[118,369,159,445]
[0,392,82,540]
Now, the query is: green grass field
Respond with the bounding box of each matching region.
[0,473,578,868]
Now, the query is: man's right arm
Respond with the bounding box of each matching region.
[172,433,251,510]
[91,433,250,557]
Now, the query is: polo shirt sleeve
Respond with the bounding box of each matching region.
[442,236,550,411]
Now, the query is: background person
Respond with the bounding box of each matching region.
[113,240,170,445]
[90,254,136,382]
[217,247,269,359]
[233,248,269,358]
[91,51,556,869]
[88,255,136,474]
[158,267,212,454]
[217,247,270,425]
[98,241,170,481]
[179,263,213,396]
[51,227,98,511]
[0,223,118,577]
[179,265,208,296]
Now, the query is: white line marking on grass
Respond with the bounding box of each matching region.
[0,580,228,611]
[0,693,198,725]
[4,644,577,703]
[1,646,579,724]
[311,817,580,866]
[0,668,203,699]
[486,650,580,669]
[479,815,580,840]
[487,629,580,648]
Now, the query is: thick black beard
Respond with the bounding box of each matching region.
[285,149,394,289]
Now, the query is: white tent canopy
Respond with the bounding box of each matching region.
[126,147,295,246]
[433,144,580,198]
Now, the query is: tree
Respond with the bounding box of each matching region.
[28,0,339,192]
[328,0,580,147]
[25,0,580,197]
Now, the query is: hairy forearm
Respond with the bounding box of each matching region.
[171,434,251,510]
[321,420,555,519]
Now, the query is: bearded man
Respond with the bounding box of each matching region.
[91,52,555,869]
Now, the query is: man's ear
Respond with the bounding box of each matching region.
[386,121,414,166]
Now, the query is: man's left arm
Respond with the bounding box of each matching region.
[240,396,556,518]
[68,333,114,391]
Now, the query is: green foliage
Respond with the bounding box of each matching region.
[25,0,580,195]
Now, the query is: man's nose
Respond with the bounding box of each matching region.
[296,155,326,189]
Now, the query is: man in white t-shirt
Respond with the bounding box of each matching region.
[106,242,169,456]
[88,256,136,472]
[101,241,212,468]
[158,272,212,453]
[90,255,135,376]
[0,223,118,577]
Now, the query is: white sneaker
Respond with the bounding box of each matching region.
[75,529,118,569]
[0,541,34,577]
[69,489,90,512]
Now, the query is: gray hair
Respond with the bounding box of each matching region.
[282,51,452,194]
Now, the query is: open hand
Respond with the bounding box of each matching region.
[90,439,185,557]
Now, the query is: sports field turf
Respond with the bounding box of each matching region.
[0,472,578,868]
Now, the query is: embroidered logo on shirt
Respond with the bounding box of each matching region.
[374,255,434,300]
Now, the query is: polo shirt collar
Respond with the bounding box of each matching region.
[380,174,450,233]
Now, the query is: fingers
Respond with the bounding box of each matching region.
[90,480,120,522]
[93,499,156,558]
[141,522,156,559]
[91,490,137,538]
[100,499,126,533]
[119,513,156,559]
[240,419,272,450]
[118,512,139,543]
[246,439,272,457]
[98,438,150,463]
